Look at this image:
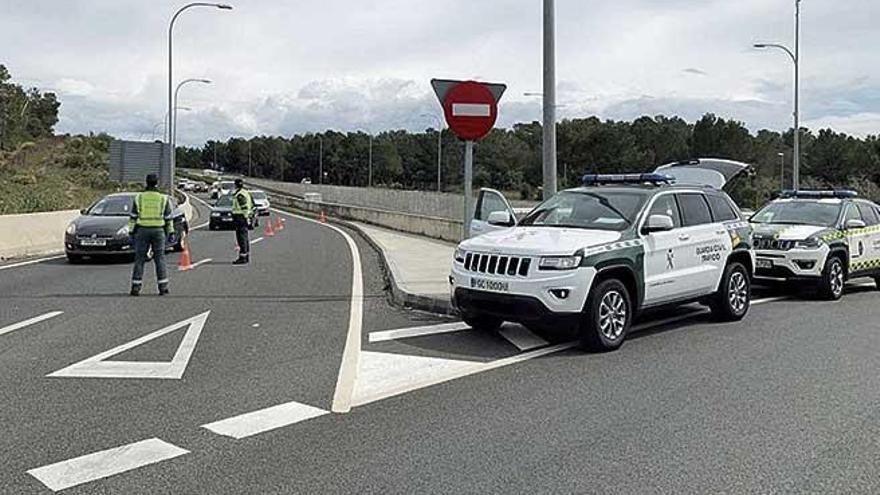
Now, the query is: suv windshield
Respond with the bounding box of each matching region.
[519,190,648,231]
[215,195,234,207]
[88,196,133,216]
[220,181,234,190]
[751,200,842,227]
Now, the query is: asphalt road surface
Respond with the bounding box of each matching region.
[2,195,880,494]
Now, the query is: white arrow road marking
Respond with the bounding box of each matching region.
[368,322,470,343]
[452,103,491,117]
[201,401,328,439]
[0,311,63,337]
[26,438,188,492]
[47,311,210,380]
[498,324,549,351]
[0,255,67,271]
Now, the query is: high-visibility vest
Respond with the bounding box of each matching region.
[232,189,253,217]
[134,191,169,228]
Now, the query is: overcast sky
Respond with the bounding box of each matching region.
[3,0,879,145]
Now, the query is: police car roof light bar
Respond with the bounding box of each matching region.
[778,189,858,199]
[582,173,675,186]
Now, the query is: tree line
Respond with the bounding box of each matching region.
[177,114,880,208]
[0,64,60,152]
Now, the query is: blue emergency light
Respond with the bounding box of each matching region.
[778,189,858,199]
[582,173,675,186]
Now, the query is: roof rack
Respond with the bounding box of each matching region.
[777,189,858,199]
[582,173,675,186]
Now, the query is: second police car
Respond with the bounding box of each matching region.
[450,159,755,352]
[750,190,880,299]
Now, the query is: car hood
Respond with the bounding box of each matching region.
[460,227,622,256]
[72,215,128,236]
[212,206,233,213]
[751,223,831,241]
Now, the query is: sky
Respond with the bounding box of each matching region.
[2,0,879,146]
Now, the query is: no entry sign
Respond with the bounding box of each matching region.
[431,79,506,141]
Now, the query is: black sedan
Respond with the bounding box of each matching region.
[64,193,189,263]
[209,194,257,230]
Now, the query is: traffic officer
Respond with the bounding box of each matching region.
[232,178,254,264]
[129,173,176,296]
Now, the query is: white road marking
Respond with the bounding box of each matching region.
[191,221,210,230]
[0,311,63,337]
[188,258,213,270]
[0,255,66,271]
[368,322,470,343]
[26,438,188,492]
[452,103,491,117]
[271,207,364,414]
[201,401,328,439]
[498,324,550,351]
[752,296,788,305]
[250,237,264,245]
[48,311,210,380]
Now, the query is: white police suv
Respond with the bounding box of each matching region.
[751,190,880,300]
[450,159,755,352]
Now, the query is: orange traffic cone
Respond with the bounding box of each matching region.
[319,210,327,223]
[264,217,275,237]
[275,216,284,231]
[178,237,193,271]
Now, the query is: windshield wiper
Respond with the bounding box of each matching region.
[580,193,632,226]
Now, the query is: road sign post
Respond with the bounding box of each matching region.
[431,79,506,238]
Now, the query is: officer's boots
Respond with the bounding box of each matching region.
[158,283,169,296]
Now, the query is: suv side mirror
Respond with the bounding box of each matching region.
[487,210,515,227]
[643,214,675,233]
[846,219,867,230]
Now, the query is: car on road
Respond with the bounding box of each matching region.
[218,180,235,197]
[251,190,271,216]
[210,181,221,199]
[208,194,257,231]
[450,159,755,352]
[64,193,188,263]
[750,190,880,299]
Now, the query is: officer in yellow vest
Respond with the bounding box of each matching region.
[129,174,176,296]
[232,178,254,264]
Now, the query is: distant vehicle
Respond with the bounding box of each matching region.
[64,193,188,263]
[203,169,221,179]
[209,194,257,231]
[251,190,271,216]
[218,180,235,197]
[451,159,754,352]
[301,178,312,184]
[751,190,880,299]
[210,181,221,199]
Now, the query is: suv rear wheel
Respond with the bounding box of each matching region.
[580,279,631,352]
[819,255,845,300]
[709,261,750,321]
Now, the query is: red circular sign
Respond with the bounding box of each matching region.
[442,81,498,141]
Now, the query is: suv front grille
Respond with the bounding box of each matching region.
[754,238,794,251]
[464,253,531,277]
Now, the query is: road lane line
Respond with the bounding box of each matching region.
[0,311,63,337]
[271,207,363,414]
[250,237,264,245]
[181,258,212,271]
[0,255,66,271]
[368,322,470,343]
[498,324,550,351]
[201,401,328,439]
[26,438,189,492]
[753,296,788,305]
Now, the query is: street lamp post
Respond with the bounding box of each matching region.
[167,2,232,192]
[172,78,210,180]
[153,106,191,141]
[754,0,801,190]
[778,151,785,189]
[542,0,558,200]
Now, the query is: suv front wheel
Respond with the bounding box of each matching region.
[819,255,845,300]
[709,261,751,321]
[580,279,631,352]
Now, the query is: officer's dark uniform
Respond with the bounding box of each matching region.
[232,179,254,264]
[129,174,175,296]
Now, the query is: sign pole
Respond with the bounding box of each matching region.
[463,140,474,238]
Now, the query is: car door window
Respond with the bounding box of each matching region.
[677,193,712,227]
[646,195,681,228]
[844,204,863,226]
[857,203,879,226]
[707,194,737,222]
[476,191,509,221]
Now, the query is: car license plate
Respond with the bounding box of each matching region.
[756,259,773,269]
[222,217,232,222]
[470,277,509,293]
[80,239,106,247]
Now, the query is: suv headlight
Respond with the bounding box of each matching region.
[211,211,221,217]
[539,255,583,270]
[454,248,466,264]
[116,225,129,237]
[794,238,823,250]
[66,223,76,235]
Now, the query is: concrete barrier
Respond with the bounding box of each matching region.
[0,210,80,260]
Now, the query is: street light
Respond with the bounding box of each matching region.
[754,0,801,190]
[420,113,444,192]
[152,106,191,141]
[167,2,232,192]
[542,0,558,200]
[172,78,211,173]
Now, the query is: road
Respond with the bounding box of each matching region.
[2,195,880,494]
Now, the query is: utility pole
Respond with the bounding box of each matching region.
[778,151,785,189]
[542,0,558,199]
[793,0,801,191]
